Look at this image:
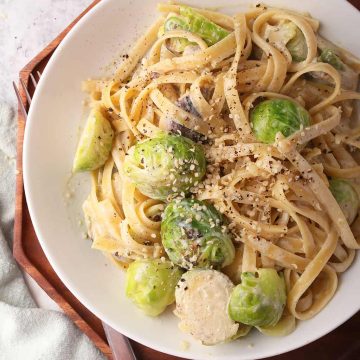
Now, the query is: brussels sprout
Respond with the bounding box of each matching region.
[286,25,307,62]
[228,269,286,327]
[179,6,229,46]
[319,49,344,70]
[329,179,359,224]
[123,134,206,200]
[175,269,239,345]
[161,199,235,269]
[163,17,194,53]
[73,108,114,172]
[250,99,311,144]
[265,21,306,63]
[163,6,229,51]
[125,259,183,316]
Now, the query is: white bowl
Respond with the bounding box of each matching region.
[23,0,360,359]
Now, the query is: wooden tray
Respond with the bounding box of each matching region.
[13,1,360,359]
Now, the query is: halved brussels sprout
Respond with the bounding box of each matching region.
[266,21,307,62]
[329,179,359,224]
[161,198,235,269]
[73,108,114,172]
[286,26,307,62]
[162,17,194,53]
[228,269,287,327]
[175,270,239,345]
[123,134,206,200]
[162,6,229,51]
[125,259,183,316]
[250,99,311,144]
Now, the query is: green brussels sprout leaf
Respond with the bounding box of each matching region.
[164,16,189,33]
[123,134,206,200]
[231,323,252,340]
[257,312,295,336]
[315,37,358,90]
[179,6,230,46]
[228,269,287,327]
[162,6,229,52]
[329,178,359,224]
[250,99,310,144]
[73,108,114,172]
[286,25,307,62]
[319,49,345,71]
[163,17,194,53]
[125,259,183,316]
[161,198,235,270]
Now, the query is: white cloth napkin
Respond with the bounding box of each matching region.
[0,102,104,360]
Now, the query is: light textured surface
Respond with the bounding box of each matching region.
[0,0,104,359]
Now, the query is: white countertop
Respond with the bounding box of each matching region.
[1,0,93,311]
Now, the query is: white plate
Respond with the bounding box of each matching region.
[23,1,360,359]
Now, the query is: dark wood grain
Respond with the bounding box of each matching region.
[349,0,360,9]
[13,1,360,360]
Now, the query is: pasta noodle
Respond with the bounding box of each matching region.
[78,2,360,337]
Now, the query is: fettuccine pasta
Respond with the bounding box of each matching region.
[74,2,360,344]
